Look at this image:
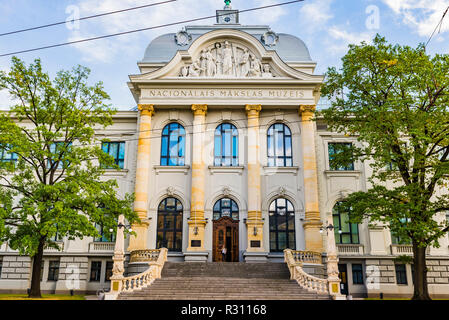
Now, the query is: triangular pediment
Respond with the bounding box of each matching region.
[129,29,324,83]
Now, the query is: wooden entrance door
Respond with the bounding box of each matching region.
[213,217,239,262]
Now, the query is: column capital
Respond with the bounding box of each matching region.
[192,104,208,115]
[246,104,262,115]
[138,104,155,116]
[299,105,316,114]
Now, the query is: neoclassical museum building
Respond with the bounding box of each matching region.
[0,3,448,299]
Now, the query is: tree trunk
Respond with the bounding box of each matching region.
[412,243,431,300]
[29,237,45,298]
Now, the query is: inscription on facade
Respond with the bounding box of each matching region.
[143,89,305,99]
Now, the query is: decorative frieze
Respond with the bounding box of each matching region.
[180,41,274,78]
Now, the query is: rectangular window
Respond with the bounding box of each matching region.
[90,261,102,282]
[328,143,355,171]
[395,264,407,285]
[105,261,113,282]
[101,142,125,169]
[40,261,44,281]
[94,223,115,242]
[446,212,449,235]
[352,264,364,284]
[0,144,18,162]
[47,261,60,281]
[0,257,2,278]
[47,142,72,169]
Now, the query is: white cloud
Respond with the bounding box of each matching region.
[298,0,334,31]
[383,0,449,36]
[327,26,374,54]
[68,0,288,62]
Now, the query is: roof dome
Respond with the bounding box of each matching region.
[141,27,312,64]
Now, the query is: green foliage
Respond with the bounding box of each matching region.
[320,35,449,249]
[0,57,139,256]
[394,255,414,265]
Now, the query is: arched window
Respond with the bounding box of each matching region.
[161,123,185,166]
[269,198,295,252]
[333,202,359,244]
[267,123,292,167]
[156,197,183,251]
[213,198,239,221]
[214,123,238,166]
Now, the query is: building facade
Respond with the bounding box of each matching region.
[0,4,448,298]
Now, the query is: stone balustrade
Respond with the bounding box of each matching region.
[120,248,168,294]
[89,242,115,253]
[390,244,430,255]
[284,249,329,295]
[290,250,322,264]
[129,249,162,263]
[337,244,364,255]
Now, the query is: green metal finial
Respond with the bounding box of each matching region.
[225,0,231,6]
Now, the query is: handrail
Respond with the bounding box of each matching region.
[284,249,329,295]
[120,248,168,294]
[129,249,161,262]
[290,250,322,264]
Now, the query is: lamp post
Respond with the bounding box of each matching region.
[322,216,345,299]
[107,215,131,299]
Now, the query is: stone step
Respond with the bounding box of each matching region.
[118,262,331,300]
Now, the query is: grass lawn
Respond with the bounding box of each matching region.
[0,294,85,300]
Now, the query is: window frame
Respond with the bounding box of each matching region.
[94,223,116,242]
[104,261,114,282]
[156,197,183,252]
[48,142,72,170]
[160,122,186,166]
[269,198,296,253]
[267,123,293,167]
[351,264,364,285]
[395,264,408,285]
[328,142,355,171]
[101,141,126,169]
[0,144,18,163]
[213,198,239,221]
[333,201,360,244]
[47,260,60,282]
[90,261,102,282]
[214,123,239,167]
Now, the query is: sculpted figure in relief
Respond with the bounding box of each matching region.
[180,41,276,78]
[262,64,273,78]
[188,60,202,77]
[205,49,217,77]
[239,48,251,77]
[249,54,262,77]
[222,41,234,76]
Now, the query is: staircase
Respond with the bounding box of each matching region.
[118,262,332,300]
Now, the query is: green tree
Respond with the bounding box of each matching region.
[0,57,139,298]
[320,35,449,300]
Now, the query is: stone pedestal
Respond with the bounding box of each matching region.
[243,251,268,263]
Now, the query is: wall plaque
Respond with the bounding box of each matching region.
[191,240,202,247]
[250,240,261,248]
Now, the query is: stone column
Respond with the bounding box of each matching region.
[185,104,208,262]
[127,104,154,252]
[244,104,266,262]
[300,105,323,252]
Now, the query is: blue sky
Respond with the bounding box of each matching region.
[0,0,448,110]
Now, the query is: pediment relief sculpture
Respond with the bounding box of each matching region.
[180,40,275,78]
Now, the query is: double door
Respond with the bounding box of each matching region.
[213,217,239,262]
